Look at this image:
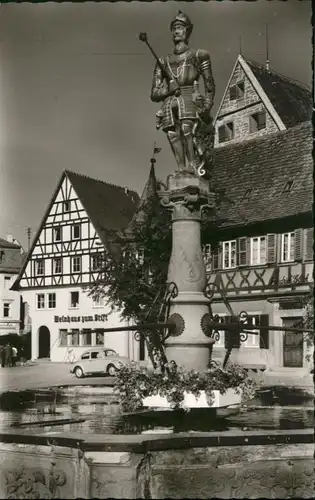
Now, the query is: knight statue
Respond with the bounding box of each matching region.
[150,11,215,176]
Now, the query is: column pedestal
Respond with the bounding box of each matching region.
[159,172,215,372]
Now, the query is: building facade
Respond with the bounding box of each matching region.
[0,236,24,338]
[13,170,140,362]
[207,55,313,373]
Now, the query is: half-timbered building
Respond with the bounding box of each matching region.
[0,236,25,338]
[12,171,139,362]
[207,55,313,374]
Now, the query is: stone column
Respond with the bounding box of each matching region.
[159,172,215,372]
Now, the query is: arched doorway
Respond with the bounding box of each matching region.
[38,326,51,358]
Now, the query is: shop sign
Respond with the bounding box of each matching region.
[54,314,108,323]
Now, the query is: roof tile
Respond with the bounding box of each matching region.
[212,121,312,227]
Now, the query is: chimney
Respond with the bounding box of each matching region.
[6,234,13,243]
[124,187,129,195]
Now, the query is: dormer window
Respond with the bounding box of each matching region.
[218,122,234,143]
[243,188,253,200]
[282,180,294,193]
[229,81,245,101]
[249,111,266,133]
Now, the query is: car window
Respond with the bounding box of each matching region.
[96,351,106,359]
[81,353,90,360]
[105,349,117,356]
[91,352,100,359]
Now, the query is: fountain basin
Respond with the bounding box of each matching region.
[143,388,241,409]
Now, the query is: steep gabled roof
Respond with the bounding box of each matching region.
[0,238,21,249]
[245,58,312,128]
[212,121,312,227]
[12,170,140,289]
[0,239,24,274]
[65,170,139,242]
[215,55,311,132]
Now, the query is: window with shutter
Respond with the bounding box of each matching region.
[237,237,248,266]
[280,232,295,263]
[259,314,269,349]
[222,240,237,269]
[294,229,303,261]
[211,245,221,270]
[243,315,260,347]
[304,228,313,261]
[266,234,277,263]
[250,236,267,265]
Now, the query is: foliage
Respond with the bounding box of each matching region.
[114,361,258,412]
[88,193,172,327]
[300,285,314,364]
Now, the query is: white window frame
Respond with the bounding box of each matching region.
[4,276,11,289]
[70,291,79,309]
[35,259,44,276]
[48,293,56,309]
[281,232,295,263]
[70,329,80,346]
[250,236,267,266]
[91,253,102,271]
[53,226,62,242]
[242,314,260,348]
[3,302,10,318]
[222,240,237,269]
[72,224,81,240]
[82,329,92,346]
[95,330,105,346]
[52,257,62,275]
[36,293,45,310]
[71,256,81,273]
[59,329,68,347]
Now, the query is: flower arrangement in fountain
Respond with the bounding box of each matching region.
[114,360,258,412]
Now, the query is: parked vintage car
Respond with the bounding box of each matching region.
[70,348,130,378]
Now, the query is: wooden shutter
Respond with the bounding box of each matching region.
[304,228,314,261]
[259,314,269,349]
[266,234,277,263]
[294,228,303,262]
[237,237,249,266]
[212,244,222,271]
[224,316,240,349]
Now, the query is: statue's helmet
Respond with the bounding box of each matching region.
[170,11,193,38]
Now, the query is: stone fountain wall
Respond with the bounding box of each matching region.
[0,432,313,499]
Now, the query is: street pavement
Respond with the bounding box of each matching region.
[0,360,312,395]
[0,360,115,393]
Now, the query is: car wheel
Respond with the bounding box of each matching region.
[107,364,117,377]
[74,366,84,378]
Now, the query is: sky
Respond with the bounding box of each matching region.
[0,1,312,249]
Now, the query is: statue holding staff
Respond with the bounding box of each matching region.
[140,11,215,175]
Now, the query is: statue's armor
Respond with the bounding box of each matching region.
[151,48,213,131]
